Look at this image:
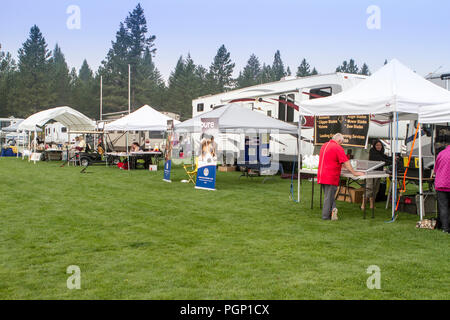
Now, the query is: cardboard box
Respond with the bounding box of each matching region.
[218,165,236,172]
[336,186,364,204]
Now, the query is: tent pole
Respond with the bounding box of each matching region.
[418,122,424,221]
[127,131,130,171]
[298,112,302,202]
[391,112,397,219]
[33,128,37,164]
[28,130,31,162]
[100,76,103,121]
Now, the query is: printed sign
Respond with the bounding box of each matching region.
[163,120,174,182]
[314,115,370,147]
[195,118,218,191]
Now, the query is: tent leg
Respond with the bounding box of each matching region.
[418,122,424,220]
[391,112,397,219]
[298,113,302,203]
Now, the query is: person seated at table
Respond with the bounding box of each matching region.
[130,142,141,152]
[318,133,364,221]
[362,139,392,210]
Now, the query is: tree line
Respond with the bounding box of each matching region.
[0,3,372,121]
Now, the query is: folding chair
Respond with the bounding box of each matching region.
[183,157,198,184]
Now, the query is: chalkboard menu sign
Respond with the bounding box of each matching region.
[314,115,370,147]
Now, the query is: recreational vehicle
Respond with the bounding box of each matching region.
[192,73,371,163]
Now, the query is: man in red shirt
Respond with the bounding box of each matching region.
[318,133,364,220]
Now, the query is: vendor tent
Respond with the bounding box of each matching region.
[104,105,179,131]
[175,103,298,134]
[297,59,450,221]
[18,106,95,131]
[299,59,450,118]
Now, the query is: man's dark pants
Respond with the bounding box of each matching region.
[322,184,337,220]
[437,191,450,232]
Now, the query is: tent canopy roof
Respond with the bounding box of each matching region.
[2,119,24,132]
[175,103,298,134]
[18,106,95,131]
[104,105,179,131]
[299,59,450,118]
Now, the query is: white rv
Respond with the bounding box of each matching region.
[44,122,77,145]
[192,73,370,163]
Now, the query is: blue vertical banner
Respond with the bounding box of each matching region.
[163,120,174,182]
[195,118,218,191]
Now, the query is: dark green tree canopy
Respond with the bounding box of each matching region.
[271,50,286,81]
[236,54,261,88]
[209,44,235,93]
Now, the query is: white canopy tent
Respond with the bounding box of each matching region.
[297,59,450,221]
[18,106,95,163]
[104,105,179,132]
[175,103,298,134]
[19,106,95,132]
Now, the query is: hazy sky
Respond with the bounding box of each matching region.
[1,0,449,82]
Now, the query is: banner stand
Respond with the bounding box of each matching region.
[163,120,174,182]
[195,118,218,191]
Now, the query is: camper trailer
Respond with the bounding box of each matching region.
[192,73,369,162]
[44,122,78,145]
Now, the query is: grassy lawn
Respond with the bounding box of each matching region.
[0,157,448,300]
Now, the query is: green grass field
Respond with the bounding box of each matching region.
[0,158,448,299]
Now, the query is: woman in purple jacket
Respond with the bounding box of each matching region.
[435,145,450,233]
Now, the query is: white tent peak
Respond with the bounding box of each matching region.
[175,103,298,134]
[300,59,450,117]
[104,105,180,131]
[18,106,95,131]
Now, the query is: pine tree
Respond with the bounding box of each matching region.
[79,59,93,82]
[347,59,359,74]
[135,48,166,108]
[208,44,235,93]
[286,66,292,76]
[70,60,99,119]
[236,54,261,88]
[49,44,71,106]
[311,67,318,75]
[336,59,359,74]
[260,63,273,84]
[15,25,53,116]
[271,50,286,81]
[0,45,17,117]
[296,58,311,77]
[359,63,371,76]
[384,59,388,65]
[99,3,160,114]
[125,3,156,74]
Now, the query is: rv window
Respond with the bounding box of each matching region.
[61,127,67,133]
[278,95,286,121]
[309,87,332,99]
[267,110,272,117]
[149,131,164,139]
[197,103,204,112]
[287,94,295,122]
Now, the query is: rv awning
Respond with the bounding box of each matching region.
[18,106,95,131]
[175,103,298,134]
[104,105,179,131]
[299,59,450,118]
